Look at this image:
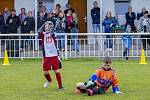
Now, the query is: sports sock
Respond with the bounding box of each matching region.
[55,73,63,88]
[44,73,52,82]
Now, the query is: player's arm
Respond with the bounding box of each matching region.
[95,69,102,87]
[112,72,123,94]
[38,23,45,34]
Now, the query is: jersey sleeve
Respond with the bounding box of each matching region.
[111,71,119,92]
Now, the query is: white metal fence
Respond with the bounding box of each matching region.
[0,33,150,59]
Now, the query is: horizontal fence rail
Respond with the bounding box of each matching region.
[0,33,150,59]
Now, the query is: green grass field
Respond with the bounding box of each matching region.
[0,58,150,100]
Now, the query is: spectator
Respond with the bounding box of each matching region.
[3,7,10,24]
[38,12,47,30]
[19,8,28,33]
[102,11,117,52]
[0,12,5,34]
[19,8,27,24]
[64,3,74,17]
[21,11,35,33]
[91,1,100,33]
[71,12,79,51]
[139,11,150,50]
[38,6,47,17]
[38,1,44,12]
[47,12,56,26]
[55,4,62,13]
[3,7,10,34]
[137,7,146,20]
[20,11,35,49]
[123,25,133,60]
[54,11,66,50]
[66,9,73,33]
[125,6,136,32]
[6,9,20,57]
[91,1,100,49]
[6,9,20,33]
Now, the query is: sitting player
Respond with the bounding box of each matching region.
[86,57,123,96]
[40,21,63,89]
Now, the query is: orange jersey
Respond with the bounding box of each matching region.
[95,67,118,91]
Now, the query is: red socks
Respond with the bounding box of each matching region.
[55,73,63,88]
[44,73,52,82]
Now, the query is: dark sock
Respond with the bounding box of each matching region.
[55,73,63,88]
[92,88,105,94]
[44,73,52,82]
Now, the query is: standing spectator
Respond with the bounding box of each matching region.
[38,6,47,17]
[20,11,35,49]
[91,1,100,33]
[125,6,136,32]
[103,12,117,51]
[137,7,146,20]
[3,7,10,34]
[38,11,47,46]
[54,11,66,51]
[0,12,5,34]
[66,9,73,33]
[55,4,62,13]
[71,12,79,51]
[123,25,133,60]
[6,9,20,57]
[38,1,44,12]
[3,7,10,24]
[6,9,20,33]
[139,11,150,50]
[47,12,56,26]
[53,10,60,23]
[64,3,74,17]
[19,8,28,34]
[91,1,100,49]
[19,8,27,25]
[38,12,47,30]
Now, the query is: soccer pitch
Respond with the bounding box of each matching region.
[0,58,150,100]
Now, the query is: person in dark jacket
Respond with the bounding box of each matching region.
[6,9,20,33]
[91,1,100,33]
[3,7,10,34]
[91,1,100,50]
[19,8,28,34]
[21,11,35,49]
[38,11,47,30]
[38,11,47,42]
[47,12,56,26]
[64,3,74,17]
[6,9,20,57]
[125,6,136,32]
[0,12,5,34]
[137,7,146,20]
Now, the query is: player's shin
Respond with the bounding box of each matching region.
[44,71,52,82]
[55,70,63,89]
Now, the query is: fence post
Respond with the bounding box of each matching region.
[65,34,68,60]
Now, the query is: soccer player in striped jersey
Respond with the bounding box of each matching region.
[40,21,63,89]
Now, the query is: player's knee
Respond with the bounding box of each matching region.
[76,82,86,89]
[54,70,60,74]
[44,71,49,75]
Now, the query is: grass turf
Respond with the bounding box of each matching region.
[0,58,150,100]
